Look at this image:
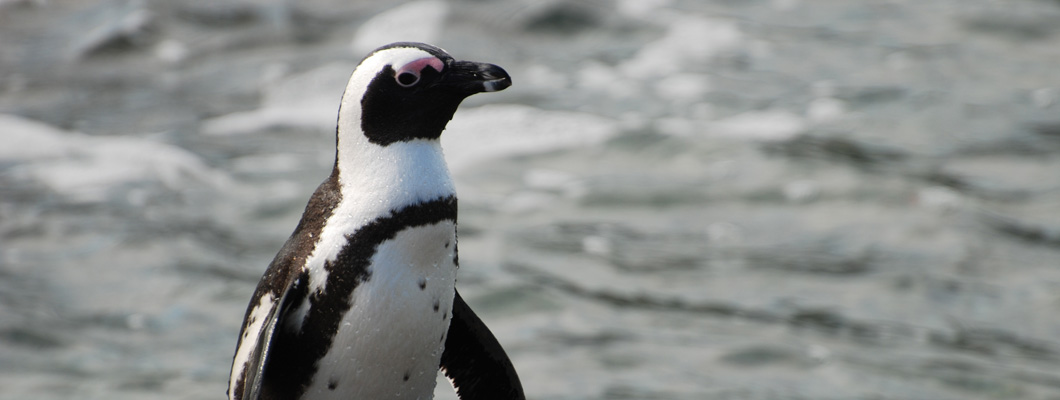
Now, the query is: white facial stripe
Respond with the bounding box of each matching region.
[334,45,451,187]
[340,47,440,116]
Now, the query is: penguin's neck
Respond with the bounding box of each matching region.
[300,125,456,295]
[334,125,456,226]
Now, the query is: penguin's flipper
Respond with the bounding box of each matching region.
[440,290,526,400]
[241,277,302,400]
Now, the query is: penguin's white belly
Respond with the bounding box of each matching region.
[303,220,458,399]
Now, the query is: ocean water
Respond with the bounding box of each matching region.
[2,0,1060,399]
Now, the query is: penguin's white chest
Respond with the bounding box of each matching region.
[304,220,458,399]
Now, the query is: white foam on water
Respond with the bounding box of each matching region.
[440,104,619,173]
[1,114,224,203]
[67,2,154,60]
[707,110,806,141]
[617,0,672,16]
[620,16,742,79]
[576,61,639,99]
[654,73,712,102]
[200,62,354,136]
[917,186,963,211]
[806,97,848,123]
[351,0,449,56]
[0,114,72,161]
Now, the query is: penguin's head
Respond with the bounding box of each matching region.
[338,42,511,147]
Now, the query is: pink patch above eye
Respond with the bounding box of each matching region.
[396,57,444,76]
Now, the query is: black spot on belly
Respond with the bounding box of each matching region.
[403,371,410,382]
[442,310,448,321]
[328,378,338,390]
[444,240,450,248]
[433,299,440,312]
[418,278,427,290]
[440,333,445,343]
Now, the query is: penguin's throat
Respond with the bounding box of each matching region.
[334,138,456,218]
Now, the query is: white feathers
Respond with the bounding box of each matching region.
[303,138,456,297]
[302,220,458,399]
[229,293,277,397]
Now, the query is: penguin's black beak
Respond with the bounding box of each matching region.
[440,60,512,96]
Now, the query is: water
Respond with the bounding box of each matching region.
[2,0,1060,399]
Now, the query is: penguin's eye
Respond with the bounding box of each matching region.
[393,57,444,88]
[396,71,420,87]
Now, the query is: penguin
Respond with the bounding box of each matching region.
[227,42,523,400]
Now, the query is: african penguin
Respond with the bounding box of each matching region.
[228,42,523,400]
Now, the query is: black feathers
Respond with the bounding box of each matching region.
[254,195,458,399]
[230,171,340,399]
[442,291,526,400]
[358,43,511,146]
[360,64,465,146]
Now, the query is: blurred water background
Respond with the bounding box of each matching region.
[3,0,1060,399]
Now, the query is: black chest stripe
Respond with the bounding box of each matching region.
[261,194,458,399]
